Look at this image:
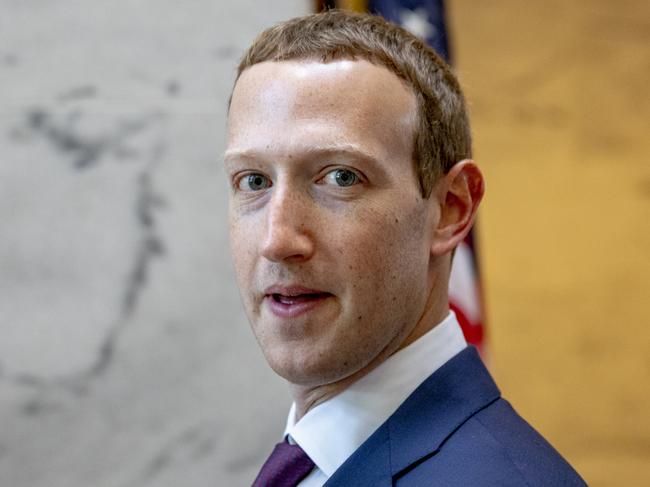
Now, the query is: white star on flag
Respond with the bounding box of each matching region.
[398,7,437,40]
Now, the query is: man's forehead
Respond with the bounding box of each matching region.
[228,59,416,154]
[230,58,416,116]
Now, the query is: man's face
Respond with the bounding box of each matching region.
[225,59,441,387]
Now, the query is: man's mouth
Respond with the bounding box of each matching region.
[263,286,333,318]
[271,292,331,305]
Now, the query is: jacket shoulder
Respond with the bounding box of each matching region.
[395,398,588,487]
[472,398,586,486]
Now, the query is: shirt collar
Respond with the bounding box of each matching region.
[283,311,467,478]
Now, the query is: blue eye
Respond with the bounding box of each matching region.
[324,168,360,187]
[238,173,271,191]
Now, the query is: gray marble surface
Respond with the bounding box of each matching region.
[0,1,309,485]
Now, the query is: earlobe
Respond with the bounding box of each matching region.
[430,160,485,257]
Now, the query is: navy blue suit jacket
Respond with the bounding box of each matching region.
[324,347,587,486]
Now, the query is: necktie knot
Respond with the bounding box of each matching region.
[252,439,315,487]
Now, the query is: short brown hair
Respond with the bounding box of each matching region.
[233,10,471,198]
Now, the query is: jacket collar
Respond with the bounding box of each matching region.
[325,347,500,486]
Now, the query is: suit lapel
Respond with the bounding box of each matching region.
[323,425,393,487]
[388,346,500,476]
[324,347,500,486]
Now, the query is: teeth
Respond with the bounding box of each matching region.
[278,294,303,305]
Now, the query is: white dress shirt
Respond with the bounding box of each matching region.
[283,311,468,487]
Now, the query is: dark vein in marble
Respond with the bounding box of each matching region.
[124,158,166,317]
[24,108,154,169]
[90,140,167,380]
[8,118,167,393]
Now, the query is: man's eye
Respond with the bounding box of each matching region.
[238,173,271,191]
[323,168,360,187]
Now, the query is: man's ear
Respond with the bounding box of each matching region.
[430,159,485,257]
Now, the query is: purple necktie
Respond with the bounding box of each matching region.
[252,440,315,487]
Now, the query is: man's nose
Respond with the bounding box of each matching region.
[261,188,315,263]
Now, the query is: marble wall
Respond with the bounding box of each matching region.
[0,1,308,485]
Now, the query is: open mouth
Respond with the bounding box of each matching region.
[264,289,333,318]
[271,292,331,305]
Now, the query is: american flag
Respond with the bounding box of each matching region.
[316,0,487,352]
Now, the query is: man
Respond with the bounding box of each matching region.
[225,10,586,487]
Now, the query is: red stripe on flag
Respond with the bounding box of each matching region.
[449,300,484,350]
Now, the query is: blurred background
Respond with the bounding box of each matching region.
[0,0,648,486]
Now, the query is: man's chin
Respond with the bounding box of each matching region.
[264,351,358,388]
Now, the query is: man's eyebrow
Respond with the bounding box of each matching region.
[302,145,379,165]
[223,149,260,164]
[224,145,379,165]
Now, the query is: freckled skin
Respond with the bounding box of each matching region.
[225,60,481,418]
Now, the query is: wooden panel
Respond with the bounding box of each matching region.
[448,1,650,485]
